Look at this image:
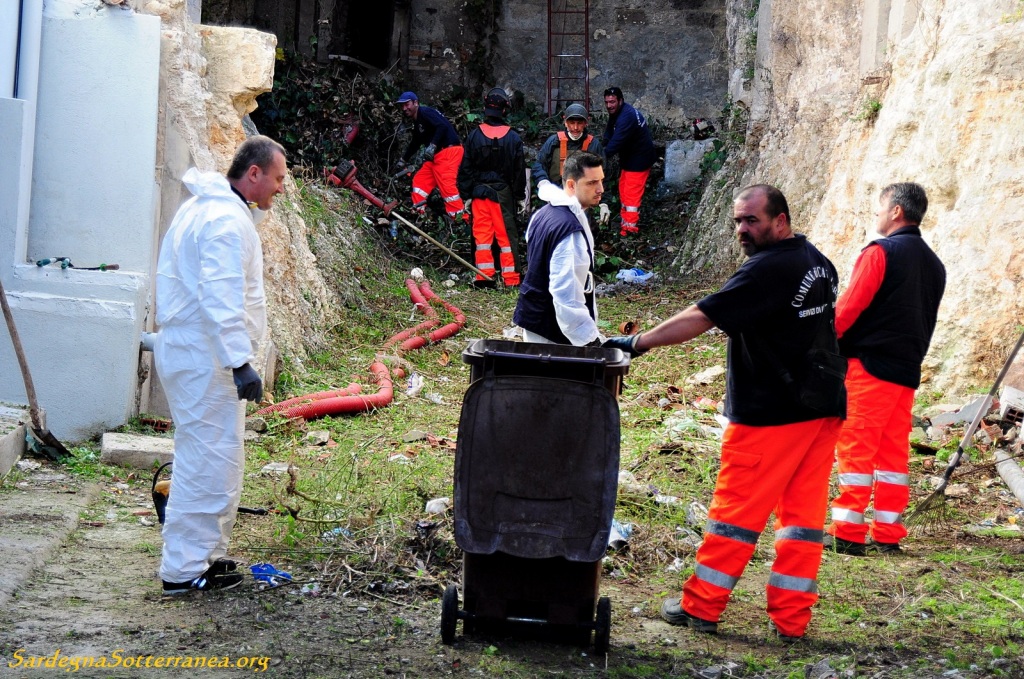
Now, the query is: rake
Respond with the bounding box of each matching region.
[906,327,1024,525]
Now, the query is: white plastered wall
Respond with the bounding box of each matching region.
[0,8,160,441]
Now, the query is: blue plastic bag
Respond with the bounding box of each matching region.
[250,562,292,587]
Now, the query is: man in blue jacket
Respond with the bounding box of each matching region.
[602,87,656,237]
[396,91,468,223]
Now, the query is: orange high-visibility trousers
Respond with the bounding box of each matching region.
[828,358,915,546]
[618,168,650,235]
[411,145,467,218]
[471,198,520,285]
[681,416,842,637]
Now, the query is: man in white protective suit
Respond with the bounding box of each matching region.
[154,135,286,594]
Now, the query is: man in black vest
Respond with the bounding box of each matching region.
[532,103,609,225]
[513,152,605,346]
[826,182,946,556]
[457,88,527,288]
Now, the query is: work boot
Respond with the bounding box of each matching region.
[162,565,244,595]
[823,533,867,556]
[471,279,497,290]
[660,599,718,633]
[768,620,803,642]
[869,541,903,555]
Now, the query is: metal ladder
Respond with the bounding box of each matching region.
[546,0,590,115]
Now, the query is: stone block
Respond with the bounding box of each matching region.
[0,404,30,478]
[662,139,718,191]
[100,432,174,470]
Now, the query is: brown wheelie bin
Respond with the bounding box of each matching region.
[440,340,628,653]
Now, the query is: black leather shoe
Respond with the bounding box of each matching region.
[870,541,903,555]
[660,599,718,633]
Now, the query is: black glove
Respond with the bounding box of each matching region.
[232,363,263,402]
[422,143,437,162]
[602,334,648,359]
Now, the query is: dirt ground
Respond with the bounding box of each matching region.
[2,457,1023,679]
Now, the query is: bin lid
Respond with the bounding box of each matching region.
[454,375,620,562]
[462,339,630,377]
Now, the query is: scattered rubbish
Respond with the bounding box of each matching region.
[608,519,633,550]
[425,393,444,404]
[697,662,739,679]
[139,517,155,527]
[15,459,41,471]
[657,397,672,410]
[442,279,456,288]
[615,268,656,284]
[300,582,322,596]
[944,483,970,498]
[415,520,440,540]
[321,526,352,541]
[425,497,451,514]
[686,501,709,527]
[654,494,681,505]
[251,563,292,587]
[502,325,522,339]
[693,396,719,411]
[261,462,292,474]
[402,429,428,443]
[713,414,730,430]
[618,320,639,335]
[805,658,838,679]
[617,469,649,496]
[675,526,703,549]
[687,365,725,385]
[666,557,686,572]
[409,267,425,280]
[406,373,425,397]
[929,395,990,427]
[140,417,172,432]
[389,453,413,464]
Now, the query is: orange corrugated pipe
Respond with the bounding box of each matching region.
[255,279,465,420]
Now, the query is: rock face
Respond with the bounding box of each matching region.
[691,0,1024,396]
[146,1,337,373]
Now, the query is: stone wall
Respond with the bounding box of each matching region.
[405,0,731,124]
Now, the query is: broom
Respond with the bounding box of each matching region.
[906,327,1024,525]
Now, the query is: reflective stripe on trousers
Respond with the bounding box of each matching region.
[829,358,915,545]
[410,145,467,217]
[618,168,650,228]
[470,197,520,285]
[682,416,842,637]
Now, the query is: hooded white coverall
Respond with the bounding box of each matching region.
[154,168,267,583]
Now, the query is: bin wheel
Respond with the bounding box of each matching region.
[441,584,459,644]
[594,596,611,654]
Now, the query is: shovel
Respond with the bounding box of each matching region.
[0,276,72,462]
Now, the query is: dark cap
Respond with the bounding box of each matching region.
[395,91,418,104]
[483,87,510,117]
[564,103,589,120]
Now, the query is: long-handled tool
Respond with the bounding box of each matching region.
[0,276,72,462]
[326,160,492,281]
[907,327,1024,524]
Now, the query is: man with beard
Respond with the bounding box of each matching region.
[604,184,846,640]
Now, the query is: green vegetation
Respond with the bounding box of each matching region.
[854,97,883,123]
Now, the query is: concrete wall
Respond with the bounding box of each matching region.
[0,9,160,442]
[404,0,729,125]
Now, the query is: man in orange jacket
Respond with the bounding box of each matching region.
[604,184,846,640]
[826,182,945,556]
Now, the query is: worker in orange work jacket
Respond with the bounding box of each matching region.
[395,91,469,224]
[826,182,946,556]
[603,184,847,640]
[532,103,611,226]
[456,88,527,289]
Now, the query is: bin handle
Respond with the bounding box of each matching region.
[482,350,610,367]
